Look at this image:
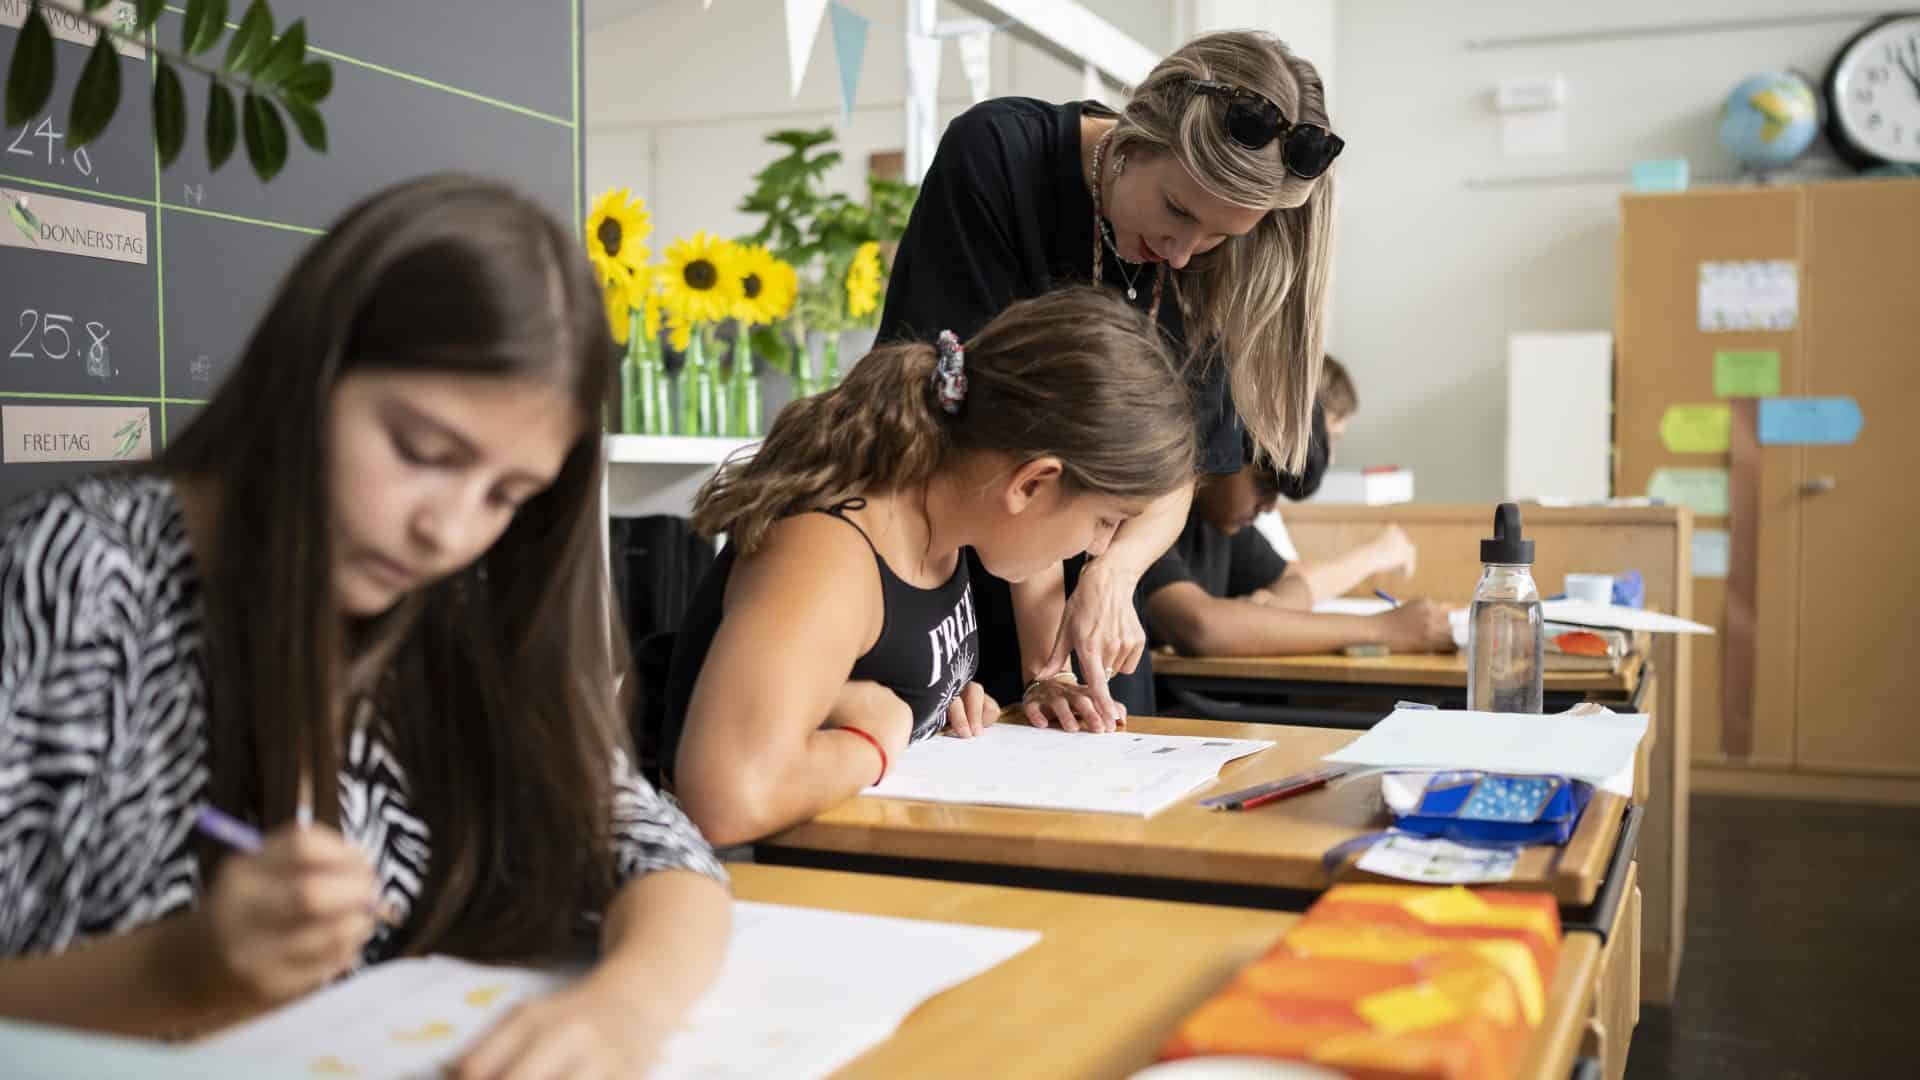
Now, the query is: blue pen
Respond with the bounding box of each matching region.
[1374,588,1399,607]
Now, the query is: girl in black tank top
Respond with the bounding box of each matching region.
[660,498,979,778]
[652,289,1199,848]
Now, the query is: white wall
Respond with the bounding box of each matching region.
[585,1,1178,249]
[1330,0,1865,501]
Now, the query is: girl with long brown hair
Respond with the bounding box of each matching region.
[656,288,1198,846]
[0,175,728,1078]
[880,30,1341,727]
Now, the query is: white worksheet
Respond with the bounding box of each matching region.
[865,723,1273,815]
[192,901,1040,1080]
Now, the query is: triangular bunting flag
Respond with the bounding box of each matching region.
[829,2,869,123]
[785,0,831,98]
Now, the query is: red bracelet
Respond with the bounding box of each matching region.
[838,726,888,786]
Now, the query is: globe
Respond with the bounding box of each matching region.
[1718,72,1821,168]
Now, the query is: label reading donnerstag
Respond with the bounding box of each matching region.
[2,187,147,264]
[0,1,148,59]
[3,405,152,463]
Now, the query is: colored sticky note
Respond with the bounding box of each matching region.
[1714,349,1781,397]
[1649,468,1729,517]
[1660,404,1731,454]
[1758,397,1863,445]
[1692,528,1730,579]
[1630,159,1690,192]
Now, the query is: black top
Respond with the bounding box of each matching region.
[878,97,1242,476]
[1137,516,1290,646]
[658,504,979,782]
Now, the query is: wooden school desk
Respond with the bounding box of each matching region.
[758,717,1640,930]
[1153,650,1649,728]
[1273,502,1692,1005]
[731,864,1603,1080]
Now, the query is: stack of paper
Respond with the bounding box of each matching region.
[866,723,1273,816]
[1320,708,1649,797]
[1539,600,1714,635]
[192,902,1040,1079]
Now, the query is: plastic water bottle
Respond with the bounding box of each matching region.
[1467,503,1543,713]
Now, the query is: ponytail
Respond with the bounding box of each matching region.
[693,342,946,554]
[693,287,1198,555]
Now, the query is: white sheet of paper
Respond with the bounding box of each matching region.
[1320,708,1648,797]
[193,902,1039,1080]
[866,723,1272,815]
[1539,600,1713,635]
[1356,834,1520,884]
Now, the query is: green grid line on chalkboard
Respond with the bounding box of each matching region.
[164,203,325,236]
[0,172,154,210]
[0,392,205,405]
[153,49,166,445]
[571,0,580,227]
[161,5,573,129]
[4,172,329,237]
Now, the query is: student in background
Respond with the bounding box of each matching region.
[658,289,1198,847]
[1249,355,1418,607]
[0,176,728,1078]
[1140,408,1453,658]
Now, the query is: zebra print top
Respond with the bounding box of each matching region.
[0,473,726,962]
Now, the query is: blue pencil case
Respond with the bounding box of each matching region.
[1382,771,1593,848]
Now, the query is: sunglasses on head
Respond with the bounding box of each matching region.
[1187,79,1344,179]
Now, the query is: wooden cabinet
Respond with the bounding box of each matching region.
[1795,183,1920,775]
[1617,180,1920,792]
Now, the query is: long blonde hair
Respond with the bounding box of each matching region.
[694,288,1197,554]
[1111,30,1335,473]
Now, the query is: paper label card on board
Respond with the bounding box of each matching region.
[1757,397,1863,446]
[1659,404,1731,454]
[1713,349,1782,397]
[1648,468,1729,517]
[1692,528,1731,579]
[1699,260,1797,332]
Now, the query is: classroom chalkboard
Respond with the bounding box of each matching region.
[0,0,584,509]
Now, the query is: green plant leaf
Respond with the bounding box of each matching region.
[255,19,306,87]
[4,6,56,127]
[281,59,332,104]
[136,0,168,32]
[241,90,287,181]
[750,326,792,375]
[182,0,229,55]
[205,81,238,168]
[67,37,122,149]
[225,0,274,74]
[281,93,324,152]
[152,58,187,166]
[767,127,835,152]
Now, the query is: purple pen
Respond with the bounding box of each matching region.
[194,805,264,853]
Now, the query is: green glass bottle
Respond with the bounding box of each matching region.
[620,309,644,434]
[729,332,761,437]
[634,313,667,435]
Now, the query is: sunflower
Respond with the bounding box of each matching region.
[599,267,634,346]
[661,232,745,330]
[731,244,797,326]
[585,188,651,283]
[666,311,693,353]
[845,241,882,320]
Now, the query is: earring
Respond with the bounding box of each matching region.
[1113,153,1127,175]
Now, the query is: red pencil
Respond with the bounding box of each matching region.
[1232,773,1335,810]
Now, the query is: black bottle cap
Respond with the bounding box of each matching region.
[1481,502,1534,565]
